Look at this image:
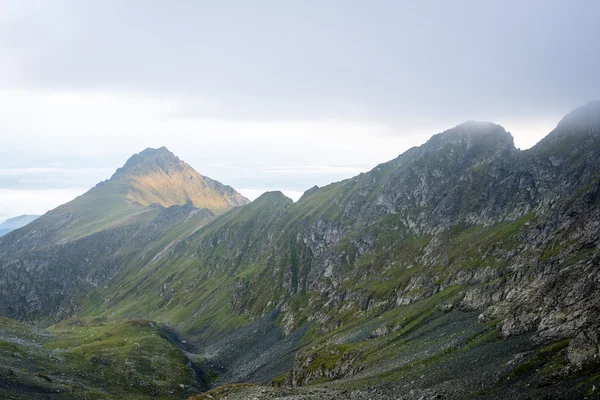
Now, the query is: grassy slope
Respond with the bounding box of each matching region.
[70,181,598,398]
[0,316,205,399]
[50,181,155,242]
[83,192,294,340]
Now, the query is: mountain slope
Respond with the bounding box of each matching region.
[0,315,206,399]
[1,103,600,399]
[0,149,248,322]
[0,214,39,237]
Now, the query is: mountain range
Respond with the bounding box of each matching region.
[0,215,39,237]
[0,102,599,399]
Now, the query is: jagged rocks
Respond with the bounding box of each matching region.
[288,345,364,386]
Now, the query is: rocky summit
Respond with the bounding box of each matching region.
[1,103,600,399]
[110,146,249,211]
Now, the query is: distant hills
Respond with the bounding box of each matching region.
[0,214,39,237]
[0,102,600,399]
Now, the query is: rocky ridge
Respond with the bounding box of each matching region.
[1,103,600,399]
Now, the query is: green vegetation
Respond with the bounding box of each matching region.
[0,317,203,399]
[441,214,535,272]
[290,236,299,294]
[508,339,571,380]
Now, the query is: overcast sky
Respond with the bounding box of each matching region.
[1,0,599,221]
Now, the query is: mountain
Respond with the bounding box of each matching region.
[0,214,39,236]
[109,146,249,211]
[0,148,248,322]
[0,147,249,246]
[1,103,600,399]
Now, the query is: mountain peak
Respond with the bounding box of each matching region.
[136,146,175,160]
[106,148,249,211]
[532,101,600,152]
[455,120,503,130]
[113,146,182,179]
[555,100,600,133]
[425,120,515,153]
[439,120,511,141]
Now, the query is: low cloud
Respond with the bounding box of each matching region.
[0,166,113,190]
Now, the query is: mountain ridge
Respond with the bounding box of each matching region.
[0,103,599,399]
[555,100,600,132]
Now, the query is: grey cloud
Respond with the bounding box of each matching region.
[1,0,598,121]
